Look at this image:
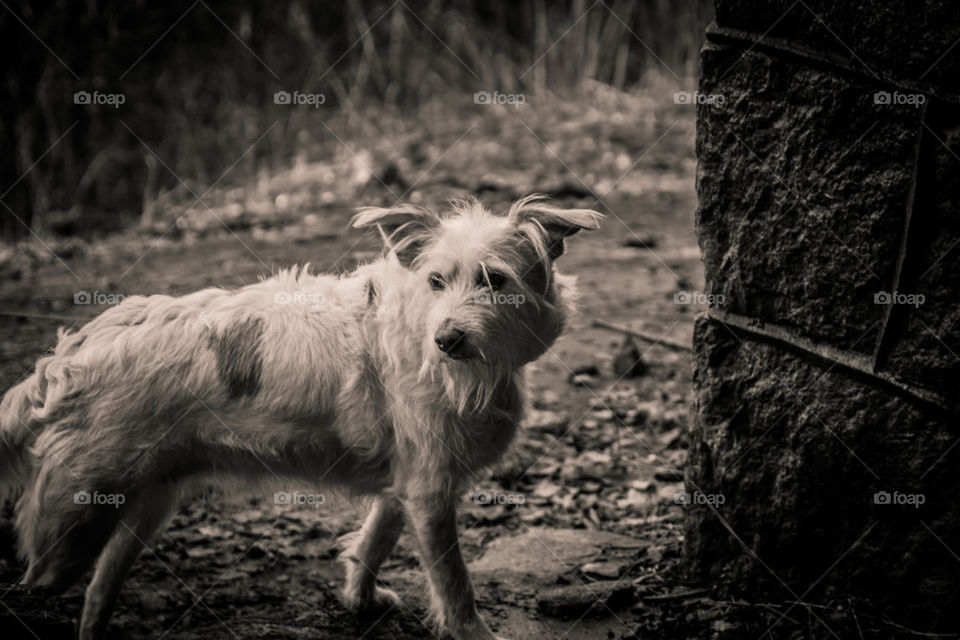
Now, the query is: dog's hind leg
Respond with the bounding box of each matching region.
[341,494,405,615]
[79,485,177,640]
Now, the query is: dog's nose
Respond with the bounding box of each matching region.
[435,328,466,355]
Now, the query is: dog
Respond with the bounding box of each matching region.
[0,195,600,639]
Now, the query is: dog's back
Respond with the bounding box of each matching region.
[0,266,380,573]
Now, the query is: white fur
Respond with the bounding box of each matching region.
[0,196,600,640]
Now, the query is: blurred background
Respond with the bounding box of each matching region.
[0,0,710,243]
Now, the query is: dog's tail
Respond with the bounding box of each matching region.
[0,366,46,502]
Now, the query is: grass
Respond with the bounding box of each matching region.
[1,0,712,241]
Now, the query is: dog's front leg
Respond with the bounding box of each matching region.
[405,492,504,640]
[341,494,405,614]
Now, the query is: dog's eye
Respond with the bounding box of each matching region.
[429,273,445,290]
[476,270,506,290]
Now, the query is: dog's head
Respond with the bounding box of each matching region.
[353,196,601,378]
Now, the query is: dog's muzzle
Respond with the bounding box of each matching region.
[435,327,469,359]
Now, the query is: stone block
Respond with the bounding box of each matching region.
[697,43,920,353]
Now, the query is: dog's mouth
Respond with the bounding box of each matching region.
[441,349,472,361]
[438,339,473,361]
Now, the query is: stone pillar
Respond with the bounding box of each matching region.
[687,1,960,632]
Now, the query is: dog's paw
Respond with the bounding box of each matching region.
[366,585,401,613]
[343,585,401,617]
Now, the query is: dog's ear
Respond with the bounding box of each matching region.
[352,204,440,266]
[509,196,602,260]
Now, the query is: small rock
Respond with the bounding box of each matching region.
[634,401,664,426]
[580,561,624,580]
[623,235,659,249]
[647,546,664,564]
[661,427,688,450]
[660,408,688,431]
[569,373,595,387]
[295,539,337,559]
[186,546,220,559]
[577,451,613,466]
[525,409,568,434]
[231,509,264,524]
[532,481,562,499]
[580,480,604,494]
[537,390,561,406]
[612,338,648,378]
[617,488,653,511]
[537,580,635,619]
[653,469,685,483]
[197,525,234,539]
[568,364,600,387]
[591,408,616,421]
[519,510,545,526]
[470,529,645,580]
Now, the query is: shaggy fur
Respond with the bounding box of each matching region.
[0,195,600,640]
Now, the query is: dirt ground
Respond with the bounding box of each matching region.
[0,91,757,639]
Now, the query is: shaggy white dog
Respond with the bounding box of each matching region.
[0,195,600,640]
